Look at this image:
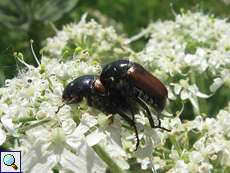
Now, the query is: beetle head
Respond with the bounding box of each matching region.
[62,75,94,104]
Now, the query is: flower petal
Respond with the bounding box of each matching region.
[86,129,106,146]
[210,78,224,93]
[0,127,6,145]
[60,146,106,173]
[181,90,190,100]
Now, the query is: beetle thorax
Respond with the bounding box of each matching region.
[94,79,106,93]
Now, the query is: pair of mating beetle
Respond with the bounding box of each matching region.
[62,59,170,150]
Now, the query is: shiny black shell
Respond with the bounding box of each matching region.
[100,59,168,112]
[62,75,137,115]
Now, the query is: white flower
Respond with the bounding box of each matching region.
[152,156,166,170]
[184,48,208,72]
[171,79,209,112]
[44,15,130,60]
[86,129,106,146]
[198,162,213,173]
[186,116,204,131]
[1,116,17,134]
[169,160,189,173]
[21,115,106,173]
[210,69,230,92]
[220,149,230,167]
[189,151,204,164]
[222,0,230,5]
[210,78,224,92]
[1,12,230,173]
[169,149,180,160]
[137,158,151,170]
[217,110,230,137]
[100,117,130,170]
[0,125,6,145]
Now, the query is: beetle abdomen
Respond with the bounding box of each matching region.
[128,63,168,112]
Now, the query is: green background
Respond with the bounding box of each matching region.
[0,0,230,86]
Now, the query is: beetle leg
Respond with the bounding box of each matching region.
[136,97,171,131]
[155,114,171,132]
[117,110,140,151]
[135,97,155,128]
[128,105,140,151]
[152,116,171,131]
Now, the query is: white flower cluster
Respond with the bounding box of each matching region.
[164,103,230,173]
[136,12,230,114]
[0,59,109,172]
[222,0,230,5]
[0,17,131,173]
[133,12,230,172]
[138,12,230,74]
[0,12,229,173]
[44,14,131,64]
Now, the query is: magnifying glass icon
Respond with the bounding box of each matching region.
[3,154,18,170]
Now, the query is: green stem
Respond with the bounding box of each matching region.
[169,135,182,154]
[18,118,51,133]
[12,116,37,124]
[92,145,127,173]
[189,71,200,115]
[197,73,209,114]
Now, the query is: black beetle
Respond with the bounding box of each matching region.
[100,59,170,131]
[61,75,141,150]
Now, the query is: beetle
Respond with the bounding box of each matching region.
[100,59,170,131]
[61,75,141,150]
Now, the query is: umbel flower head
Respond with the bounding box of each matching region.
[0,12,230,173]
[0,16,131,172]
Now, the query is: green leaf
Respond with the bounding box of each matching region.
[34,0,79,22]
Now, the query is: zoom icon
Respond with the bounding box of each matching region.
[0,151,21,173]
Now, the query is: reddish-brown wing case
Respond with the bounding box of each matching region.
[127,63,168,111]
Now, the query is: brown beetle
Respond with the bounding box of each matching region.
[100,59,169,131]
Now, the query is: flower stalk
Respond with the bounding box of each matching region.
[92,145,127,173]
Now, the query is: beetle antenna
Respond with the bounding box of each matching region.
[55,103,65,114]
